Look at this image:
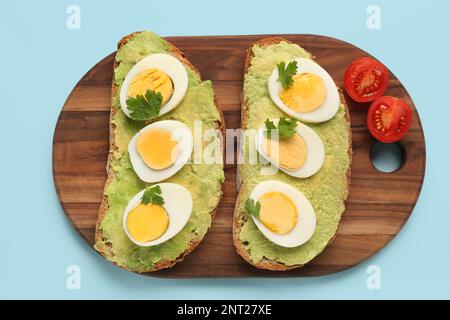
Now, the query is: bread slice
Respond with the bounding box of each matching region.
[94,32,225,272]
[233,37,352,271]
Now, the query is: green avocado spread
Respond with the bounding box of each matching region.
[94,32,224,272]
[238,42,350,266]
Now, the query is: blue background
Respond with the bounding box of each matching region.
[1,0,449,299]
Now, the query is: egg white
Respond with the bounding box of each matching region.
[122,183,193,247]
[128,120,193,183]
[268,58,340,123]
[249,180,316,248]
[120,53,188,119]
[256,119,325,178]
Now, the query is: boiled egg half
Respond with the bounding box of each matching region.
[123,183,193,246]
[249,180,316,247]
[256,118,325,178]
[268,58,340,123]
[128,120,193,183]
[120,53,188,120]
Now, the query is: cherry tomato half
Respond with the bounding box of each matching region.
[367,96,412,143]
[344,57,389,103]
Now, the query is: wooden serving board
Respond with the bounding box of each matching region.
[53,34,425,277]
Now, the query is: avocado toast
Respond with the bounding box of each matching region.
[94,31,225,272]
[233,37,352,271]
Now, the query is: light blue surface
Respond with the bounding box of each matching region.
[370,143,403,173]
[1,0,449,299]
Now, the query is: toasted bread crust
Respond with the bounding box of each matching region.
[95,32,225,272]
[233,37,352,271]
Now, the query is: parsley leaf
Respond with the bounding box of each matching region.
[277,61,298,89]
[264,118,276,132]
[126,89,163,121]
[245,198,260,220]
[264,117,298,140]
[141,185,165,206]
[277,117,298,139]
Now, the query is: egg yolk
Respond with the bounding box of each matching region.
[279,73,326,113]
[259,192,298,235]
[127,68,174,105]
[136,128,179,170]
[126,203,169,243]
[262,133,307,170]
